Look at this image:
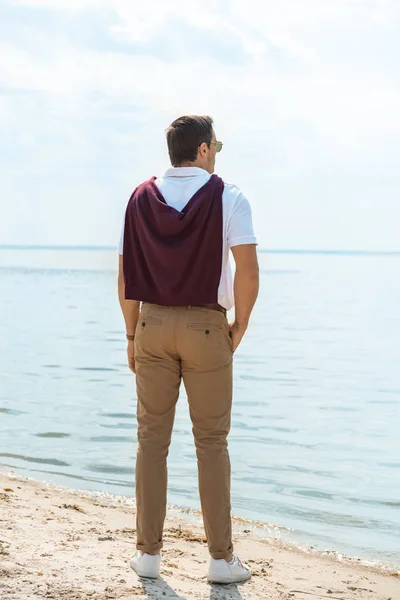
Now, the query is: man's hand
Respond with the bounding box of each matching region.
[127,340,136,373]
[229,321,248,353]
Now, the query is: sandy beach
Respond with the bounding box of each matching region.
[0,471,398,600]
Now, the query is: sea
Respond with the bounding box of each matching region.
[1,247,399,569]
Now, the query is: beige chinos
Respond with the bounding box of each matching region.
[134,303,233,560]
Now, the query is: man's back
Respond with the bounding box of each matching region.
[119,166,256,310]
[118,115,259,584]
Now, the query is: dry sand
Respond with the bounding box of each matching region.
[0,471,398,600]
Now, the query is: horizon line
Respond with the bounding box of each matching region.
[1,245,400,256]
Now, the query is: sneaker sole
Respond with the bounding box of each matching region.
[208,573,251,584]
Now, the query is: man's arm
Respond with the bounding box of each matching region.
[118,255,140,372]
[230,244,259,352]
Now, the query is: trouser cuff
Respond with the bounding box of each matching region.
[137,541,163,554]
[210,545,233,560]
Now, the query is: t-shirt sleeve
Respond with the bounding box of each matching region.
[118,216,125,255]
[227,190,258,248]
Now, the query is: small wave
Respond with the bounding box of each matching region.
[0,453,69,467]
[0,407,26,415]
[75,367,119,372]
[35,432,71,438]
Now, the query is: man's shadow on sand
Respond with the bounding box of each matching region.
[208,583,246,600]
[141,577,246,599]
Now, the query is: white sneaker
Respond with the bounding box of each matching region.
[130,551,161,579]
[208,555,251,584]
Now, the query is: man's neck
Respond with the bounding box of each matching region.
[175,161,209,172]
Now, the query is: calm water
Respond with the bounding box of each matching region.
[1,248,399,567]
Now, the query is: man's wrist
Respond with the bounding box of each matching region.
[126,333,135,341]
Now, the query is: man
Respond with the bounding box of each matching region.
[118,115,259,584]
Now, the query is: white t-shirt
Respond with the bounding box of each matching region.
[119,166,257,310]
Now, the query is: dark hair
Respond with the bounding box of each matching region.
[166,115,214,167]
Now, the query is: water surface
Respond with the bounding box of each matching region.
[1,248,399,567]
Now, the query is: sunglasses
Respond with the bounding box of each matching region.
[200,140,223,153]
[210,140,223,153]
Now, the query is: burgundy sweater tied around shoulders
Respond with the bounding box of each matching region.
[123,174,224,306]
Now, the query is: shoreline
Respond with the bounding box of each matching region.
[1,471,399,600]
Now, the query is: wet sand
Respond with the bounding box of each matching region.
[0,471,398,599]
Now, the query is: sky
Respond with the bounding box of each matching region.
[0,0,399,251]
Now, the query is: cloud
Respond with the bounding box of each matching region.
[1,0,400,249]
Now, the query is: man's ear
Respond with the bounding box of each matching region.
[198,141,208,157]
